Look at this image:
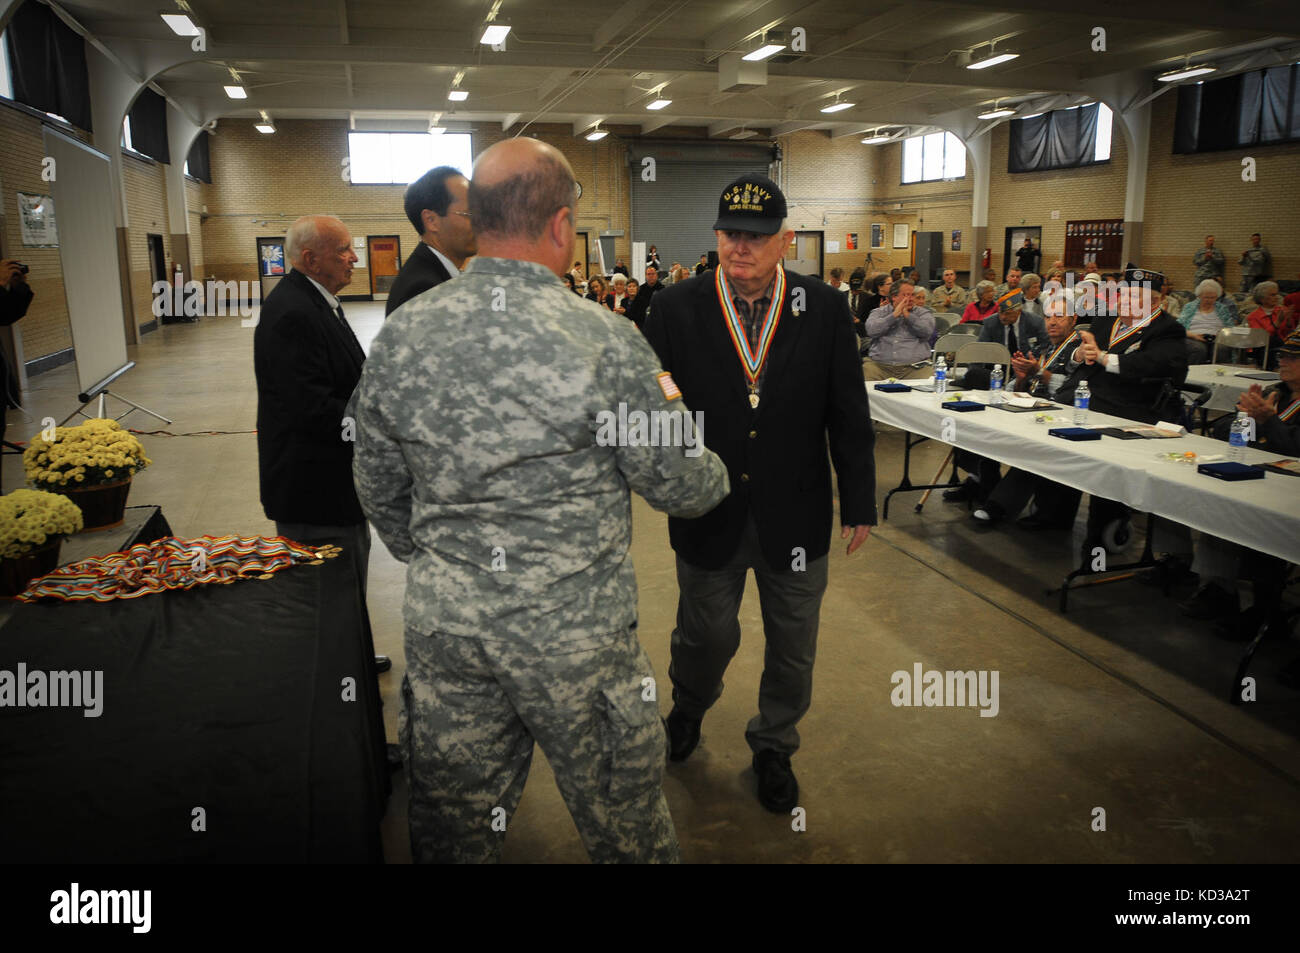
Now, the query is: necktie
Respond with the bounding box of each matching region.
[1006,323,1017,355]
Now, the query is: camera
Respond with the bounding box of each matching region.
[13,263,28,274]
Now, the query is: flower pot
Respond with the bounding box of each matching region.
[0,537,62,597]
[51,477,132,531]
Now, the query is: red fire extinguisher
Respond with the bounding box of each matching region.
[981,248,991,269]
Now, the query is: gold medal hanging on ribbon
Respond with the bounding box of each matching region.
[716,264,786,409]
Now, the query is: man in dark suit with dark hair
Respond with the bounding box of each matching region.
[625,264,664,330]
[644,174,877,814]
[254,214,389,672]
[385,166,476,316]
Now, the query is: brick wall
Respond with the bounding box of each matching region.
[1143,91,1300,293]
[200,119,635,289]
[121,153,172,328]
[185,177,208,276]
[986,120,1128,283]
[0,104,74,359]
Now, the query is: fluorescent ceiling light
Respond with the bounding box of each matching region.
[977,107,1016,119]
[428,125,446,134]
[860,135,890,145]
[160,13,200,36]
[224,85,247,99]
[743,43,785,62]
[1158,64,1216,82]
[1019,111,1043,119]
[448,90,469,101]
[820,101,855,113]
[967,51,1019,70]
[646,98,671,110]
[585,128,608,141]
[254,122,275,134]
[480,23,511,45]
[730,129,758,139]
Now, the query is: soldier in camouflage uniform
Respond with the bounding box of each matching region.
[351,137,729,864]
[1238,233,1272,294]
[929,268,967,314]
[1193,234,1225,284]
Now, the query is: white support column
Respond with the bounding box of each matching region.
[1119,101,1151,269]
[965,129,991,280]
[165,103,202,282]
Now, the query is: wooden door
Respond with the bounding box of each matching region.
[368,235,401,297]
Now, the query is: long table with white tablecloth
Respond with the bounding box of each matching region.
[1184,364,1279,413]
[868,384,1300,566]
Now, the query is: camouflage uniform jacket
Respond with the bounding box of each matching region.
[352,256,729,646]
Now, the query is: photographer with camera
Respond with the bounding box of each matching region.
[1,259,34,469]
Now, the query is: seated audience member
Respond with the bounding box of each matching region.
[1245,281,1297,367]
[625,266,663,330]
[828,267,848,292]
[912,285,929,309]
[610,274,629,314]
[695,254,709,275]
[1283,272,1300,315]
[1179,329,1300,627]
[946,290,1047,506]
[972,267,997,296]
[862,273,893,317]
[622,278,640,317]
[930,269,967,314]
[562,273,579,294]
[907,268,921,286]
[1019,272,1044,319]
[1073,267,1187,556]
[612,258,629,277]
[961,280,998,324]
[889,267,903,283]
[996,268,1022,296]
[586,275,613,309]
[1179,278,1239,364]
[862,280,935,381]
[971,298,1085,526]
[847,270,871,338]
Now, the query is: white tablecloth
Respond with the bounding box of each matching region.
[1185,364,1279,413]
[868,384,1300,565]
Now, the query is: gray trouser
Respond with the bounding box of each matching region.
[669,516,829,757]
[401,625,678,864]
[275,520,371,598]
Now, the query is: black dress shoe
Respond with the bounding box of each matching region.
[942,479,978,503]
[374,655,392,673]
[665,708,701,762]
[1178,584,1239,620]
[753,750,798,813]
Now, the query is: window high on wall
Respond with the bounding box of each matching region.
[0,31,11,100]
[901,132,965,184]
[1008,102,1112,173]
[346,132,474,184]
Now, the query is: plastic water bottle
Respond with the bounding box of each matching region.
[989,364,1004,404]
[1073,380,1090,425]
[934,355,947,396]
[1229,411,1250,461]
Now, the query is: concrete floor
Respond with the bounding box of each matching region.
[6,302,1299,864]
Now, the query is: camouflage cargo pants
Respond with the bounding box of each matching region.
[401,624,678,863]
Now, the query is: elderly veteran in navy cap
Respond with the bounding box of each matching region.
[977,287,1047,362]
[643,173,877,815]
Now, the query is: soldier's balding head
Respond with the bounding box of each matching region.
[470,137,578,275]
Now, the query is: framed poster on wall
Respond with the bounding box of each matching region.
[892,223,909,249]
[17,192,58,247]
[870,223,885,249]
[951,229,962,251]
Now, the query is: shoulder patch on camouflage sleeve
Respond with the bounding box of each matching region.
[657,372,681,401]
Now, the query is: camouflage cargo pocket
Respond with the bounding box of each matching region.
[597,686,664,804]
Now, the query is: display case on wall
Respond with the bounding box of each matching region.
[1064,218,1124,270]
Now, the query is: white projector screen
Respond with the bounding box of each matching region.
[42,128,130,396]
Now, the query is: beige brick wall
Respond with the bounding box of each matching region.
[185,177,208,276]
[986,120,1128,283]
[0,104,75,359]
[200,119,635,289]
[121,153,172,328]
[1143,92,1300,293]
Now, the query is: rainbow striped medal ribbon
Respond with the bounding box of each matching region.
[1109,308,1159,352]
[1043,330,1080,371]
[716,264,786,408]
[1278,396,1300,422]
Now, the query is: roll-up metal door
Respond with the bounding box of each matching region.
[627,140,776,273]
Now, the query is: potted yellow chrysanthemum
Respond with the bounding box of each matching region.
[0,488,84,596]
[23,418,152,530]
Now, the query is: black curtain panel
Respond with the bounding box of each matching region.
[1237,70,1262,146]
[127,88,170,163]
[1008,102,1099,173]
[4,1,93,132]
[1259,64,1293,142]
[186,131,211,183]
[1173,84,1202,154]
[1197,74,1243,152]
